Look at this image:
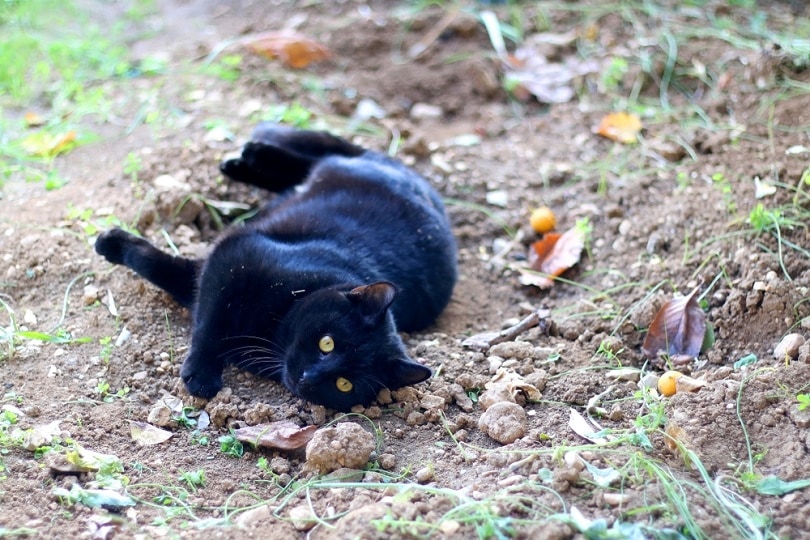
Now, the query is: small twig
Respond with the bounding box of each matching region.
[462,307,552,352]
[407,7,460,59]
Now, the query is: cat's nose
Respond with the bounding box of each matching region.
[298,371,316,390]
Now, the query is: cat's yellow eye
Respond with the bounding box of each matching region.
[318,335,335,353]
[335,377,353,392]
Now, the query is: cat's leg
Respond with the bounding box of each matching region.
[220,123,364,192]
[95,228,200,308]
[251,123,364,160]
[220,141,313,191]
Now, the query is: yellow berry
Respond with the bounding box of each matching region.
[530,206,557,234]
[658,370,683,397]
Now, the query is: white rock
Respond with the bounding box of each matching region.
[23,310,37,325]
[354,98,385,120]
[430,153,453,174]
[410,103,443,120]
[485,190,509,208]
[153,174,190,191]
[234,504,272,527]
[774,333,805,360]
[289,505,316,531]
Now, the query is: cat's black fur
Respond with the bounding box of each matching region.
[95,123,457,411]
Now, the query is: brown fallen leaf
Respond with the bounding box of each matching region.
[641,287,706,359]
[245,31,331,69]
[596,112,642,143]
[521,226,585,288]
[234,421,317,450]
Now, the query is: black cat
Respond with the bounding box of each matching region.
[95,123,457,411]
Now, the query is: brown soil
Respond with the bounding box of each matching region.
[2,1,810,538]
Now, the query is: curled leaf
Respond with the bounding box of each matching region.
[20,130,78,157]
[641,287,706,359]
[130,421,173,446]
[233,421,317,450]
[24,112,46,127]
[521,226,585,288]
[245,32,331,69]
[64,444,123,473]
[596,112,642,143]
[52,484,135,510]
[568,409,608,445]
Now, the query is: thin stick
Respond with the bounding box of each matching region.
[461,307,552,352]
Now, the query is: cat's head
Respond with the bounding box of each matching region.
[277,282,432,411]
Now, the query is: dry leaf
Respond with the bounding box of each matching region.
[65,444,122,470]
[596,112,642,143]
[24,112,46,127]
[233,421,317,450]
[675,374,709,393]
[245,32,331,69]
[664,422,687,452]
[502,34,598,104]
[129,421,173,446]
[522,226,585,288]
[484,368,542,403]
[641,287,706,359]
[568,409,608,445]
[20,130,78,157]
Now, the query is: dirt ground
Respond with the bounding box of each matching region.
[2,1,810,538]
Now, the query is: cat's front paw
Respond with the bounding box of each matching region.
[95,228,139,265]
[180,358,223,399]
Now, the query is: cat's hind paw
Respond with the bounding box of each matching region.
[219,157,253,184]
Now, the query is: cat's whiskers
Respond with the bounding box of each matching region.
[355,373,385,398]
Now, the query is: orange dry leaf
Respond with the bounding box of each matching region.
[233,420,318,450]
[521,226,585,288]
[24,112,46,127]
[596,112,642,143]
[245,31,331,69]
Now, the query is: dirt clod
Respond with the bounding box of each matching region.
[305,423,375,474]
[477,402,527,444]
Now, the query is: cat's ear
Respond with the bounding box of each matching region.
[346,281,397,325]
[389,357,432,387]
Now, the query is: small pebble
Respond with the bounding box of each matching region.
[289,505,316,531]
[82,285,100,306]
[485,190,509,208]
[414,467,434,483]
[410,103,443,120]
[23,310,37,325]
